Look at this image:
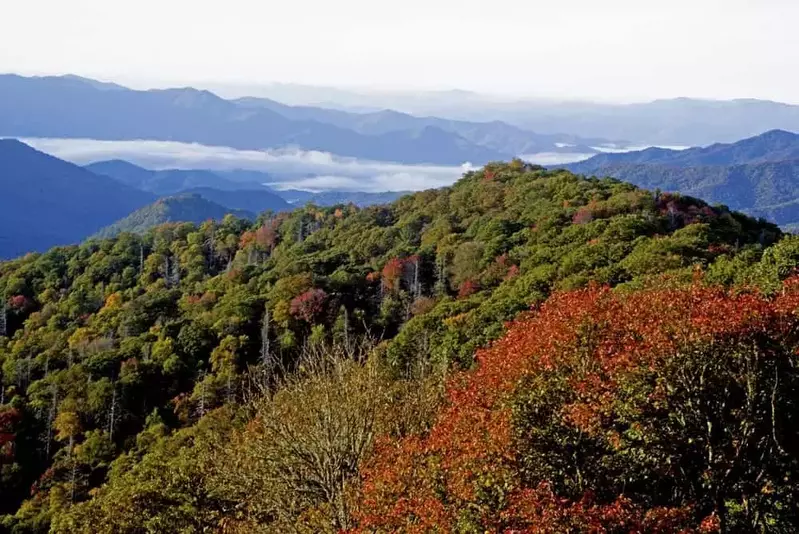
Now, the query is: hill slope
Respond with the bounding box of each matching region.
[0,139,155,257]
[179,187,291,213]
[94,194,255,238]
[562,130,799,227]
[0,162,785,532]
[356,280,799,531]
[569,129,799,168]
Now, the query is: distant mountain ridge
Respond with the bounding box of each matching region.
[0,139,155,258]
[276,189,409,207]
[233,97,609,155]
[215,81,799,146]
[0,74,585,165]
[561,130,799,228]
[568,129,799,169]
[85,160,281,196]
[179,187,291,213]
[94,194,255,238]
[82,159,397,209]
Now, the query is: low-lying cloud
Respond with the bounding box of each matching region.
[22,138,476,193]
[21,137,610,193]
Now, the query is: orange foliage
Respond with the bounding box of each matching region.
[353,279,799,532]
[239,230,257,250]
[572,205,594,225]
[505,264,520,280]
[457,278,479,299]
[256,220,280,250]
[381,258,405,293]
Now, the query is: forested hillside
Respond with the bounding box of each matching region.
[562,130,799,228]
[94,195,255,238]
[0,161,792,532]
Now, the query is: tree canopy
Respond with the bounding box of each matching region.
[0,161,794,532]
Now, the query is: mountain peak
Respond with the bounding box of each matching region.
[757,129,797,140]
[153,87,229,110]
[59,74,128,91]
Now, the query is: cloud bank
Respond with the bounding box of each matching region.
[21,137,618,193]
[22,138,478,193]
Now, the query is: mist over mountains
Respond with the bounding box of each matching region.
[20,137,474,193]
[210,81,799,147]
[5,72,799,257]
[0,140,412,257]
[0,74,613,166]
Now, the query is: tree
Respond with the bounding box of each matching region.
[290,289,328,324]
[354,279,799,532]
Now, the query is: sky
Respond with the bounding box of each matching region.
[2,0,798,103]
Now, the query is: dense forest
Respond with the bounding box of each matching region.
[2,161,798,532]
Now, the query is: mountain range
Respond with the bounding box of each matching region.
[0,139,155,257]
[84,160,259,195]
[84,160,407,209]
[0,142,418,258]
[233,97,606,156]
[211,82,799,147]
[0,74,613,165]
[561,130,799,228]
[9,74,799,161]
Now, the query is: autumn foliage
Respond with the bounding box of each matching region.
[0,407,20,460]
[381,258,406,293]
[354,279,799,532]
[290,288,328,323]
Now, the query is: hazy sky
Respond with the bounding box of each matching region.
[2,0,797,102]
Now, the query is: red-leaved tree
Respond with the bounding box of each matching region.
[289,289,328,323]
[353,278,799,532]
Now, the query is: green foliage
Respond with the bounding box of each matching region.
[0,162,785,531]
